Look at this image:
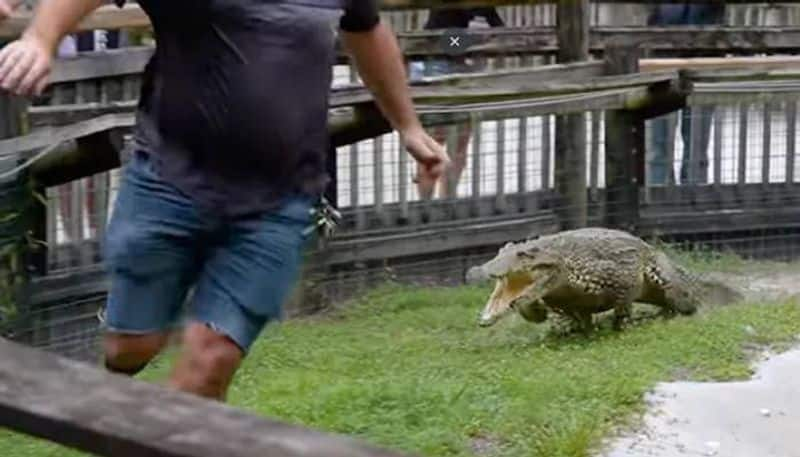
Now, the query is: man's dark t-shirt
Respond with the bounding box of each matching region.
[116,0,379,217]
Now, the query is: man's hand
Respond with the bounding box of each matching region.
[0,35,53,96]
[400,126,451,186]
[0,0,21,20]
[0,0,104,96]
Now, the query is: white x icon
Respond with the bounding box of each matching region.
[449,36,460,47]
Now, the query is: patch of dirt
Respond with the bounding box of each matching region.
[709,263,800,304]
[469,434,502,456]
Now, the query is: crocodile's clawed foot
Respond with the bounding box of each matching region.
[612,314,631,332]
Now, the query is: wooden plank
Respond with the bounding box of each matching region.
[0,4,150,39]
[517,116,528,208]
[643,183,796,210]
[471,118,482,216]
[395,27,800,59]
[787,100,797,184]
[762,103,772,185]
[330,63,645,107]
[315,213,560,266]
[0,112,134,157]
[372,137,385,225]
[541,115,551,189]
[50,47,154,84]
[0,338,415,457]
[442,125,459,200]
[641,55,800,73]
[637,206,800,237]
[589,110,600,192]
[495,119,507,212]
[738,103,749,186]
[28,101,138,128]
[712,107,723,185]
[688,103,703,185]
[398,136,409,221]
[30,85,661,187]
[349,143,365,231]
[334,190,551,238]
[36,66,659,129]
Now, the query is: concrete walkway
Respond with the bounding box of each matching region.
[600,347,800,457]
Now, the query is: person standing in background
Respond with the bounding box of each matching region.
[409,7,505,200]
[0,0,124,246]
[647,2,725,185]
[57,28,121,245]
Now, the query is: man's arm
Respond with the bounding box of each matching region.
[341,19,450,187]
[0,0,104,95]
[338,1,450,185]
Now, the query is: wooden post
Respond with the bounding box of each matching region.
[603,41,644,232]
[554,0,589,230]
[325,140,338,209]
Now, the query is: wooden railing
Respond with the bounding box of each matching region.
[0,337,416,457]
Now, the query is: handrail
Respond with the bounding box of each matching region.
[0,337,417,457]
[2,1,800,38]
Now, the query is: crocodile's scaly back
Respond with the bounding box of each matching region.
[468,227,744,330]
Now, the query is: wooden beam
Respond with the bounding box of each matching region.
[640,56,800,73]
[30,130,124,188]
[31,61,647,127]
[50,47,153,84]
[0,112,135,158]
[7,2,800,39]
[312,213,559,265]
[0,338,415,457]
[28,101,138,128]
[0,4,149,39]
[36,39,800,91]
[395,27,800,58]
[27,85,658,187]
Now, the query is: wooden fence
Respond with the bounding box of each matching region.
[3,0,800,455]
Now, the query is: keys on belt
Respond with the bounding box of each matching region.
[304,196,342,242]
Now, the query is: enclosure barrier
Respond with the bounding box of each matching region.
[0,337,416,457]
[2,0,800,454]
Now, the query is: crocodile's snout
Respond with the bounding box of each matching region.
[477,310,498,327]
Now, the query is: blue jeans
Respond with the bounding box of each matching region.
[649,106,714,185]
[101,150,315,352]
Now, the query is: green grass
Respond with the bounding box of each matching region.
[2,283,800,457]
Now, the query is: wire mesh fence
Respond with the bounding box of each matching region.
[8,1,800,361]
[23,89,800,360]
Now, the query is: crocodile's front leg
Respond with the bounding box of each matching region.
[507,273,556,323]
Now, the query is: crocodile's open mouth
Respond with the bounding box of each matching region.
[478,273,534,327]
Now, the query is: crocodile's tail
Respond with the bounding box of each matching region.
[653,251,745,313]
[692,273,745,307]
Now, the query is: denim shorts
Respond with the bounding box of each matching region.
[101,150,315,352]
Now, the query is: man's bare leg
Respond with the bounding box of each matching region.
[103,332,169,376]
[167,323,244,401]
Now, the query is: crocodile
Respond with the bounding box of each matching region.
[466,227,744,332]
